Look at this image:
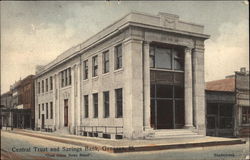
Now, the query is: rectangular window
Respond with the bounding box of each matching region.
[60,68,71,87]
[42,103,44,111]
[46,103,48,119]
[61,71,64,87]
[173,49,184,70]
[150,47,155,68]
[103,51,109,73]
[42,80,44,93]
[84,95,89,118]
[115,88,123,118]
[68,68,71,85]
[39,104,40,119]
[93,93,98,118]
[155,47,172,69]
[103,91,109,118]
[242,107,250,124]
[50,76,53,90]
[45,78,48,92]
[50,102,53,119]
[83,60,88,80]
[115,44,122,70]
[92,56,98,77]
[38,82,40,94]
[65,69,68,86]
[150,45,184,71]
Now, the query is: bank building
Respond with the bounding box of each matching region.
[34,12,210,139]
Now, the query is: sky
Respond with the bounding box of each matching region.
[1,1,249,94]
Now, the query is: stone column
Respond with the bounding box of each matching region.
[184,47,194,128]
[192,47,206,135]
[143,41,151,130]
[123,39,144,139]
[70,65,75,133]
[75,63,81,134]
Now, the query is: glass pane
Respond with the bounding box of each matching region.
[150,99,155,128]
[150,84,155,98]
[173,49,184,70]
[155,48,172,69]
[219,104,233,116]
[150,56,155,68]
[207,103,218,115]
[175,100,184,126]
[156,85,173,98]
[174,86,184,98]
[207,116,216,129]
[157,100,173,129]
[219,117,233,129]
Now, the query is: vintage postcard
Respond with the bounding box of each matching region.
[1,1,249,160]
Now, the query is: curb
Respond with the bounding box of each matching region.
[9,130,246,153]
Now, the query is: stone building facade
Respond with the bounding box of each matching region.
[35,12,209,139]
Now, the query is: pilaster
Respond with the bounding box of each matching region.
[184,47,194,128]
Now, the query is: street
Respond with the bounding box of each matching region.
[1,131,249,160]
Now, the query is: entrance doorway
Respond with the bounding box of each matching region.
[41,114,45,129]
[150,72,185,129]
[64,99,68,127]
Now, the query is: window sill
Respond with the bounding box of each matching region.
[92,76,99,81]
[83,79,89,82]
[60,85,71,90]
[103,72,110,76]
[114,68,124,74]
[150,68,184,73]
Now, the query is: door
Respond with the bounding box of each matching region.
[41,114,45,129]
[156,100,173,129]
[64,99,68,127]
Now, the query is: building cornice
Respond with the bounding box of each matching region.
[35,12,210,78]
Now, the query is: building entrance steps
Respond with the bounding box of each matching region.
[6,129,246,153]
[146,129,203,139]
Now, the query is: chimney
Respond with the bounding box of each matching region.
[240,67,246,73]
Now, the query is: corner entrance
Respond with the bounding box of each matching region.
[64,99,68,127]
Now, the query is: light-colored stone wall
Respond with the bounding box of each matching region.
[35,12,209,138]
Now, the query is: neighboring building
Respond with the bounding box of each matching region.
[206,67,250,137]
[0,75,35,129]
[35,12,209,139]
[235,68,250,137]
[0,91,13,128]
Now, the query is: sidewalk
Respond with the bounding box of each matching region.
[4,129,246,153]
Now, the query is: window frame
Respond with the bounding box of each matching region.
[115,44,122,70]
[92,55,98,77]
[84,95,89,118]
[50,102,53,119]
[42,80,44,93]
[46,103,48,119]
[50,76,53,90]
[103,50,109,74]
[115,88,123,118]
[83,60,88,80]
[242,107,250,124]
[103,91,110,118]
[150,45,184,71]
[93,93,98,118]
[45,78,48,92]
